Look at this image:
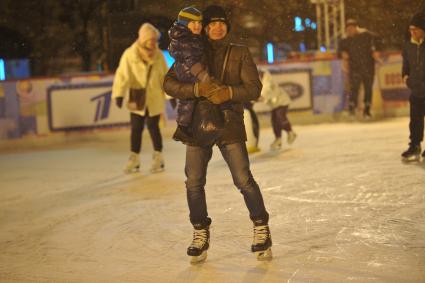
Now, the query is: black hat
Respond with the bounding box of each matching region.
[202,5,231,31]
[410,13,425,32]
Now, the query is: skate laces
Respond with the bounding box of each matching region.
[253,225,269,244]
[190,229,208,248]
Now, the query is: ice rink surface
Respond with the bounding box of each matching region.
[0,117,424,283]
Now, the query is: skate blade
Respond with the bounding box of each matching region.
[190,251,207,264]
[124,166,140,174]
[402,156,420,163]
[270,147,281,152]
[255,248,273,261]
[150,166,165,174]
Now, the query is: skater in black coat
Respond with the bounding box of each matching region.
[339,19,382,118]
[401,13,425,162]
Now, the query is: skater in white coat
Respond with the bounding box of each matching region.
[112,23,168,174]
[260,70,297,151]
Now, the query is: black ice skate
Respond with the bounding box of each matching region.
[363,105,372,120]
[401,145,421,162]
[251,224,272,261]
[187,226,210,264]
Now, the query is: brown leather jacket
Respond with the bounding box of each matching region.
[164,37,262,146]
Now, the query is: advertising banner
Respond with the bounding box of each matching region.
[47,82,128,131]
[269,69,313,111]
[376,61,410,101]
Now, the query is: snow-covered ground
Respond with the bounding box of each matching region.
[0,117,424,283]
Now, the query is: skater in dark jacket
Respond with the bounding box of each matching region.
[401,13,425,162]
[164,5,272,263]
[339,19,382,118]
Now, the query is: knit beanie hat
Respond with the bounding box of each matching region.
[202,5,231,31]
[410,13,425,32]
[138,23,160,44]
[346,19,358,28]
[177,7,202,27]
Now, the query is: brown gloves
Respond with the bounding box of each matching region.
[195,80,222,97]
[195,80,232,104]
[205,87,231,104]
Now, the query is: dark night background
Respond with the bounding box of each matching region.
[1,0,424,77]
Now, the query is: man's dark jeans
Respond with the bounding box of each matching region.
[409,94,425,146]
[185,142,269,228]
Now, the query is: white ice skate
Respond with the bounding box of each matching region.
[150,151,164,173]
[270,138,282,151]
[187,227,210,264]
[287,131,297,145]
[124,152,140,174]
[251,225,273,261]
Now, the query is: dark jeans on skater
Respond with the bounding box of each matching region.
[130,110,162,153]
[349,67,374,108]
[185,142,269,228]
[271,105,292,138]
[408,94,425,147]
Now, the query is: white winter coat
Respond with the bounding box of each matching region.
[261,70,291,109]
[112,42,168,116]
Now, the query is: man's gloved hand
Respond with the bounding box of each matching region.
[195,79,223,98]
[115,97,124,108]
[205,87,232,104]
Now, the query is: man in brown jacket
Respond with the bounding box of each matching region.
[163,5,272,264]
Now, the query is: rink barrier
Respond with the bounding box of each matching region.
[0,53,409,141]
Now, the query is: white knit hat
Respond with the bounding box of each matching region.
[138,23,160,44]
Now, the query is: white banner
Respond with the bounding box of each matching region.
[47,82,129,131]
[269,69,313,110]
[255,68,313,112]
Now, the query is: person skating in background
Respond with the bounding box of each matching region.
[164,5,272,263]
[339,19,382,119]
[401,13,425,162]
[260,70,297,151]
[112,23,168,174]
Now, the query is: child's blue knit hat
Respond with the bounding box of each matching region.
[177,7,202,27]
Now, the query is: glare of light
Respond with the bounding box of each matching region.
[162,50,175,68]
[267,43,274,64]
[299,42,307,52]
[305,18,311,27]
[295,16,305,32]
[0,59,5,81]
[311,22,317,30]
[320,46,327,52]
